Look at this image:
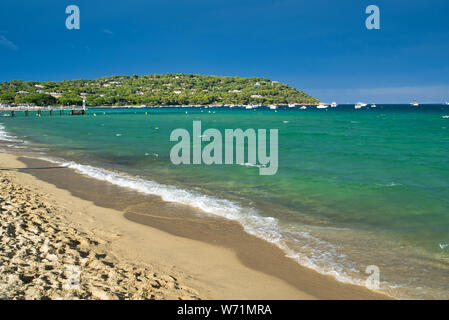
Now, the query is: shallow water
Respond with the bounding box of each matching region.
[2,105,449,299]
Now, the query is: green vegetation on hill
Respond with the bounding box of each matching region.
[0,74,319,106]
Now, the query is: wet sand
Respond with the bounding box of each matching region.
[1,151,389,299]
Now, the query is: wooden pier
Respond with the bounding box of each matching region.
[0,106,86,117]
[0,100,87,118]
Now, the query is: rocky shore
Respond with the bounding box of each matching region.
[0,171,201,300]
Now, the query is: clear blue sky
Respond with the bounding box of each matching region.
[1,0,448,103]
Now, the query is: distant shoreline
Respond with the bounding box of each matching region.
[0,103,319,111]
[2,103,449,111]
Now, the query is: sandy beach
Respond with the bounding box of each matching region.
[0,151,389,300]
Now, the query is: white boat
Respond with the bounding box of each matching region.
[316,103,328,109]
[245,105,254,109]
[288,103,296,108]
[355,102,367,109]
[300,106,307,109]
[370,104,376,108]
[269,105,278,110]
[445,102,449,105]
[331,102,338,107]
[410,100,419,106]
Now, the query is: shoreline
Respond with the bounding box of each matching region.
[0,104,318,111]
[0,151,389,299]
[0,152,201,300]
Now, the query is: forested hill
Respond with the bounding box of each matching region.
[0,74,319,106]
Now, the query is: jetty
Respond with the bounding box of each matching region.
[0,100,87,117]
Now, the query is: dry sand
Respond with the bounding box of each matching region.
[0,152,389,300]
[0,155,200,300]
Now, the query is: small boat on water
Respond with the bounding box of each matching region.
[316,103,328,109]
[355,102,367,109]
[370,104,376,108]
[445,102,449,105]
[269,105,278,110]
[300,106,307,109]
[410,100,419,107]
[245,105,254,109]
[288,103,296,108]
[331,102,338,107]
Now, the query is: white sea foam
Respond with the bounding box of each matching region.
[386,182,402,187]
[0,124,18,142]
[238,162,266,168]
[35,156,369,289]
[144,152,159,157]
[7,144,26,149]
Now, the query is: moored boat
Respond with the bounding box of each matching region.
[355,102,367,109]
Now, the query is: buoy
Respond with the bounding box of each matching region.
[93,113,97,117]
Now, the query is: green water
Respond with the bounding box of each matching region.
[1,105,449,299]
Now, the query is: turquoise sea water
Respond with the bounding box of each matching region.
[1,105,449,299]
